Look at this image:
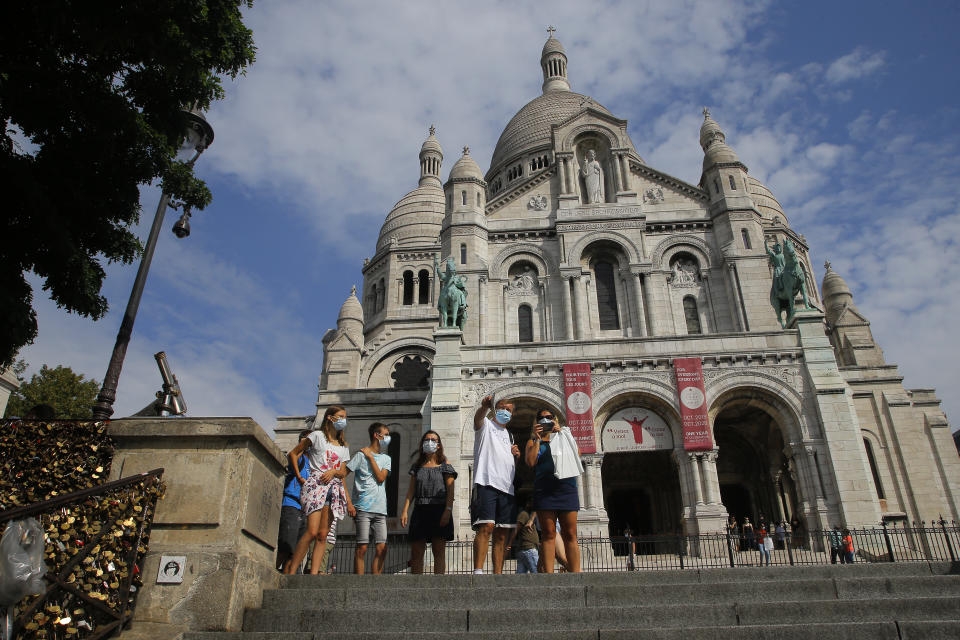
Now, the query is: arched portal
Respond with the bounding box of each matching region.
[598,398,683,539]
[713,399,799,530]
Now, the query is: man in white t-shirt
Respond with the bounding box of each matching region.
[472,394,520,574]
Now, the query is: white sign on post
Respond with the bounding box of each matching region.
[601,408,673,453]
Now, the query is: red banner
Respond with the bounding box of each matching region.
[673,357,713,451]
[562,363,596,454]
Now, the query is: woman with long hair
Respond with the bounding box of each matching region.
[284,405,356,575]
[524,408,581,573]
[400,430,457,574]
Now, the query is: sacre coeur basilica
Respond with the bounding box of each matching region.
[275,32,960,540]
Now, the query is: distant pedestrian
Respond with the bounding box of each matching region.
[727,516,740,552]
[775,522,786,550]
[400,430,457,574]
[757,526,770,565]
[842,528,855,564]
[790,515,804,549]
[277,429,312,573]
[471,395,521,574]
[743,517,755,550]
[513,503,539,574]
[525,408,582,573]
[346,422,392,574]
[762,529,774,566]
[828,525,844,564]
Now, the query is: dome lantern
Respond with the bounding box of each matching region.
[419,125,444,187]
[541,26,570,93]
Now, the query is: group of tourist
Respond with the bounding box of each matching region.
[276,395,584,575]
[724,515,856,566]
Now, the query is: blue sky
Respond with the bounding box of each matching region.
[18,0,960,431]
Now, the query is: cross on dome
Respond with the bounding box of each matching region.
[463,146,470,155]
[547,25,556,38]
[429,124,436,136]
[824,260,832,271]
[702,106,711,118]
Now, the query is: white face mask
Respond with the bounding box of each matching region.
[379,435,391,448]
[422,440,439,454]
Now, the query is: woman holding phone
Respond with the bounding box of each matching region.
[524,408,581,573]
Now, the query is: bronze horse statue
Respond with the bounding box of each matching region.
[767,237,810,327]
[434,256,468,330]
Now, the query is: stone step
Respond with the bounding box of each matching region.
[279,560,955,590]
[262,576,960,610]
[241,597,960,633]
[185,621,960,640]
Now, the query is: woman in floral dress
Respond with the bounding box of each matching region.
[284,405,356,574]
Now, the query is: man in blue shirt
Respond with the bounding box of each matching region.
[277,429,311,572]
[346,422,392,574]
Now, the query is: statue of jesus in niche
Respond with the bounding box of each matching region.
[580,149,605,204]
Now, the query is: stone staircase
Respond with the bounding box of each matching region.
[183,562,960,639]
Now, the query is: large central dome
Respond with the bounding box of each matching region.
[487,91,612,177]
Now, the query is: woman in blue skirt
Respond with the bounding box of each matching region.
[524,408,581,572]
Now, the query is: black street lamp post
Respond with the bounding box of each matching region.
[91,107,214,420]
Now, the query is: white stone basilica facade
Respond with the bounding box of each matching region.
[276,34,960,540]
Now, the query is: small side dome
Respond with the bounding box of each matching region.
[821,261,856,324]
[700,107,741,169]
[420,125,443,156]
[448,146,483,181]
[746,176,789,225]
[541,35,566,57]
[337,285,364,324]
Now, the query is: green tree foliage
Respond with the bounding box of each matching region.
[0,1,256,367]
[5,365,102,419]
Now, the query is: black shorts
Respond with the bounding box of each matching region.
[277,505,305,555]
[471,484,517,529]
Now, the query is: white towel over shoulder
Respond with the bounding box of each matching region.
[551,426,584,479]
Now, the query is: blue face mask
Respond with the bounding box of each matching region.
[333,417,347,431]
[495,409,512,424]
[379,435,391,448]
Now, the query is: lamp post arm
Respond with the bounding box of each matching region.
[91,191,172,420]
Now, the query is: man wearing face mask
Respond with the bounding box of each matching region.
[346,422,392,574]
[471,394,521,574]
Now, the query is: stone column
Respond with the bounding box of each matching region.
[107,418,286,639]
[559,157,569,193]
[642,274,658,336]
[701,450,721,505]
[561,275,575,340]
[610,154,622,193]
[630,271,647,336]
[573,275,589,340]
[430,329,467,536]
[478,275,487,344]
[701,273,720,332]
[620,155,632,192]
[689,453,705,504]
[725,263,746,332]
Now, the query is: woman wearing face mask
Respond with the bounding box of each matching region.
[284,405,355,575]
[400,430,458,574]
[524,408,581,573]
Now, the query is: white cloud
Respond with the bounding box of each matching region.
[826,47,886,84]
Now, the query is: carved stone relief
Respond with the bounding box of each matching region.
[668,258,700,288]
[527,194,549,211]
[642,187,664,204]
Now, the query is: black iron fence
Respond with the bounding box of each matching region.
[314,521,960,574]
[0,469,165,640]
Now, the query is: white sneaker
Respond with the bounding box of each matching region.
[473,569,483,574]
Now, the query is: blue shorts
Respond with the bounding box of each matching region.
[471,484,517,529]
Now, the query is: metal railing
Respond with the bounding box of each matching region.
[0,469,165,640]
[313,522,960,574]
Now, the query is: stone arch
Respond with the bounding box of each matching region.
[651,235,715,271]
[559,122,621,153]
[565,231,641,266]
[489,243,556,280]
[705,375,806,442]
[359,337,435,388]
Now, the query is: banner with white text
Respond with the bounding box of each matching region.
[562,362,596,454]
[673,357,714,451]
